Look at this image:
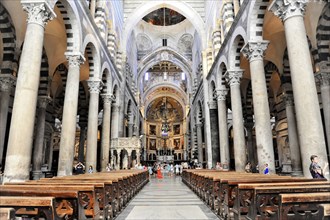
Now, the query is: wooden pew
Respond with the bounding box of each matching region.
[0,196,59,220]
[279,192,330,220]
[0,185,96,219]
[234,181,329,220]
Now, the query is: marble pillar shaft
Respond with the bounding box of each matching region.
[4,3,54,182]
[284,95,302,174]
[0,76,15,165]
[217,89,230,166]
[78,125,86,162]
[226,70,246,171]
[128,124,134,137]
[316,72,330,155]
[196,124,203,163]
[32,97,50,179]
[101,94,112,171]
[280,6,327,178]
[58,53,84,177]
[86,81,102,173]
[111,105,120,139]
[242,41,275,173]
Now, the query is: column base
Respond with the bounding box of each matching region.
[291,170,304,177]
[32,170,43,180]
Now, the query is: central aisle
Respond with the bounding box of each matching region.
[116,174,218,220]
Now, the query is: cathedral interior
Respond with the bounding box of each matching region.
[0,0,329,183]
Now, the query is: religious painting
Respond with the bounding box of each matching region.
[149,138,156,150]
[174,138,180,150]
[149,125,156,135]
[173,124,180,135]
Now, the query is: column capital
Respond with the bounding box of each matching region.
[65,51,85,68]
[101,93,114,104]
[224,69,244,86]
[283,94,294,107]
[315,72,330,87]
[37,96,52,109]
[208,101,217,110]
[241,40,269,62]
[87,79,103,94]
[112,104,121,112]
[216,88,228,101]
[21,1,56,27]
[0,75,16,92]
[269,0,307,21]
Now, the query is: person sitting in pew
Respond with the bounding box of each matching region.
[309,155,327,179]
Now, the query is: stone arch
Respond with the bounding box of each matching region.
[123,1,206,50]
[101,67,111,94]
[246,0,269,40]
[228,32,246,69]
[143,82,187,103]
[316,3,330,64]
[0,3,16,75]
[54,0,82,52]
[138,47,193,91]
[209,80,216,101]
[112,84,119,104]
[83,41,101,79]
[217,62,228,87]
[144,93,186,117]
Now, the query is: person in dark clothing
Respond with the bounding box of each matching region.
[75,161,85,174]
[309,155,325,179]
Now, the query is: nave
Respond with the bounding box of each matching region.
[117,174,218,220]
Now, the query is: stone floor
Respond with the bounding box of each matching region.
[116,173,219,220]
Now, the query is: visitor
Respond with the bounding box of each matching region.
[245,161,252,173]
[263,163,269,175]
[175,164,180,175]
[309,155,326,179]
[156,165,163,179]
[75,161,85,174]
[216,162,223,170]
[88,165,93,173]
[148,165,153,176]
[106,163,111,172]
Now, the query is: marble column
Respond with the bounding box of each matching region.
[233,0,240,16]
[57,52,85,177]
[3,3,55,182]
[116,149,122,170]
[85,79,102,173]
[32,96,51,180]
[78,123,87,163]
[242,40,275,173]
[216,88,230,166]
[128,123,134,137]
[47,132,55,171]
[270,0,328,178]
[0,75,16,166]
[315,69,330,155]
[127,149,132,169]
[111,104,120,139]
[208,101,220,167]
[110,149,114,168]
[136,150,141,165]
[196,123,204,163]
[100,94,113,171]
[225,70,246,171]
[283,94,302,176]
[90,0,96,17]
[245,122,256,165]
